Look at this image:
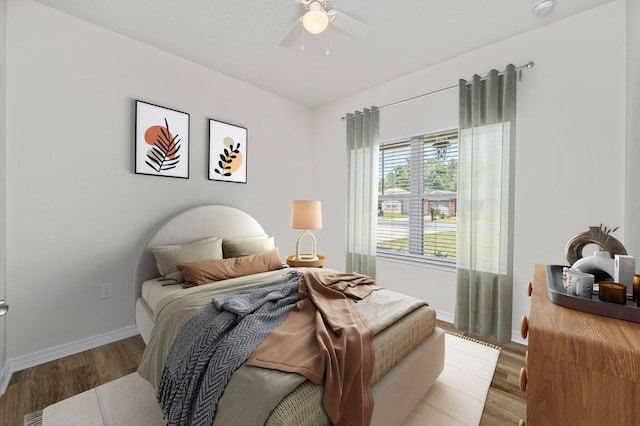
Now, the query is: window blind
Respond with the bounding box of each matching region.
[377,129,458,263]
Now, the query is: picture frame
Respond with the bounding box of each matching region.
[135,100,190,178]
[208,119,247,183]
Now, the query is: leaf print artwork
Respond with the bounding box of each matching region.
[135,100,189,178]
[144,118,182,173]
[214,136,243,177]
[208,119,246,183]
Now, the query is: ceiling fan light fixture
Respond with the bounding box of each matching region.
[302,1,329,34]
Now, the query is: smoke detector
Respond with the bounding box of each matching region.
[533,0,554,15]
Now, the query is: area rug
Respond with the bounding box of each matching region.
[402,333,501,425]
[24,332,500,426]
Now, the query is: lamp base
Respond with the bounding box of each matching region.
[286,254,326,268]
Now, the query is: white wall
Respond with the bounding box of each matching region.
[626,0,640,256]
[4,0,315,360]
[314,1,627,340]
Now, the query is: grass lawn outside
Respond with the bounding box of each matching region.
[379,213,457,224]
[377,231,457,259]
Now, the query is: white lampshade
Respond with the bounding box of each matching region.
[291,200,322,230]
[302,2,329,35]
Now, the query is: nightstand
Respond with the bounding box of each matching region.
[286,254,326,268]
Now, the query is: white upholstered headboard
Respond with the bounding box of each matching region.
[133,205,267,299]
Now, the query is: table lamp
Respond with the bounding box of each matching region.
[291,200,322,262]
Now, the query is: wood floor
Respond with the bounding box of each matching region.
[0,321,527,426]
[0,336,146,426]
[438,321,528,426]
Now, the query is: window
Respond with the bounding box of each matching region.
[377,129,458,264]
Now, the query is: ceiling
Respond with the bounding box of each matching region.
[34,0,614,107]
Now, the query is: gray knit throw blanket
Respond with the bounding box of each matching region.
[157,271,303,426]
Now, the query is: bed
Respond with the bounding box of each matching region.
[133,204,445,425]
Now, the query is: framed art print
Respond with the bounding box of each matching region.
[135,100,189,178]
[208,119,247,183]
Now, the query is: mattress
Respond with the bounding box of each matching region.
[140,278,182,313]
[139,269,437,425]
[141,271,436,377]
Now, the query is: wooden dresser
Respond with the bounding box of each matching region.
[520,264,640,426]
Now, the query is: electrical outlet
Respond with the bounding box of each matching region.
[100,282,112,299]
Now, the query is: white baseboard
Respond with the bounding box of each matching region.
[510,333,528,346]
[435,309,455,324]
[0,325,139,395]
[0,362,7,397]
[435,310,528,346]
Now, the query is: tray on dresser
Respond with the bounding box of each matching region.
[546,264,640,323]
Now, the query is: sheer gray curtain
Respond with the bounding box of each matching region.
[454,65,517,343]
[345,107,379,278]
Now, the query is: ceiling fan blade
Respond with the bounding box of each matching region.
[279,19,303,47]
[332,10,370,40]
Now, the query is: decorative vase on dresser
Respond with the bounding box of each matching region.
[519,264,640,426]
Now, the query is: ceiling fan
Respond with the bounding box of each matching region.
[279,0,370,47]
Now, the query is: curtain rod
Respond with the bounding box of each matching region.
[341,61,534,120]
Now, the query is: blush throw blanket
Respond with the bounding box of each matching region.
[157,271,303,426]
[247,271,380,426]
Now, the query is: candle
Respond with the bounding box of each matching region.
[599,281,627,305]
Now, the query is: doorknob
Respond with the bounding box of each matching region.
[0,299,8,316]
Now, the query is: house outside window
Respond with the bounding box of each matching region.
[377,128,458,264]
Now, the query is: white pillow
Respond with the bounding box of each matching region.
[222,235,275,258]
[149,236,223,282]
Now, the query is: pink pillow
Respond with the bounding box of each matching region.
[178,247,284,288]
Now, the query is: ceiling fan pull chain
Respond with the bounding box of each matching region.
[325,27,330,55]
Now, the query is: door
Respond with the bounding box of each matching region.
[1,0,7,390]
[0,234,6,393]
[0,178,6,391]
[0,283,6,385]
[0,13,6,389]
